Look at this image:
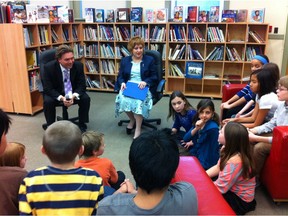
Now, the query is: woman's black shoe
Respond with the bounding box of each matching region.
[126,127,133,135]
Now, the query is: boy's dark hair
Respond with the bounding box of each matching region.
[55,45,74,59]
[220,122,256,179]
[0,109,11,138]
[81,131,104,158]
[129,128,179,193]
[251,67,278,98]
[42,120,82,164]
[192,99,220,125]
[167,90,195,121]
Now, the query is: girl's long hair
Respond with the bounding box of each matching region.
[167,90,195,121]
[220,122,256,179]
[251,66,279,99]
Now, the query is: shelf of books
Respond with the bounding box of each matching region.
[0,21,268,111]
[165,22,268,98]
[64,21,269,98]
[0,23,82,114]
[83,22,168,92]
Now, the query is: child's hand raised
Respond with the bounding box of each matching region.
[195,119,205,129]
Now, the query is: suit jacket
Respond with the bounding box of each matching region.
[43,60,86,99]
[115,54,158,96]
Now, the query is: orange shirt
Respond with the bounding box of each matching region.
[75,157,118,186]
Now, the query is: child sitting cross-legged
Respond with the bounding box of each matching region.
[75,131,125,192]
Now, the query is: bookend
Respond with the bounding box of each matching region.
[118,50,165,130]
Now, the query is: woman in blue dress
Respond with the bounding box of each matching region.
[115,36,158,139]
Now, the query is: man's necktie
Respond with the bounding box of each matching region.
[63,69,72,97]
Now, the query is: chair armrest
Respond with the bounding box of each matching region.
[156,79,166,93]
[260,126,288,201]
[222,84,246,102]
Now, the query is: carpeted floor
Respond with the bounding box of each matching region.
[6,91,288,215]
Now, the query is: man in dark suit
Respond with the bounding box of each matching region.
[42,45,90,132]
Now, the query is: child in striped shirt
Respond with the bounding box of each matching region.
[206,122,256,215]
[19,121,104,215]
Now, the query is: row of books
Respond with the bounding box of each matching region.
[226,47,243,61]
[248,31,265,43]
[184,6,265,23]
[86,59,116,75]
[38,25,49,45]
[169,63,185,77]
[169,25,187,42]
[170,62,205,80]
[0,2,74,24]
[131,25,149,41]
[187,46,204,60]
[207,27,225,43]
[85,59,99,73]
[84,43,131,59]
[85,7,168,23]
[246,46,263,61]
[101,60,116,75]
[86,76,115,89]
[168,44,186,60]
[188,26,205,42]
[150,26,166,42]
[82,24,265,43]
[205,46,224,61]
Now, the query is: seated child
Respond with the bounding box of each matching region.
[0,142,28,215]
[75,131,125,190]
[167,90,197,140]
[207,122,256,215]
[97,129,198,215]
[224,67,280,128]
[19,121,104,215]
[182,99,220,170]
[249,75,288,175]
[221,54,269,120]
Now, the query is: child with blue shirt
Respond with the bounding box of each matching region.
[182,99,220,170]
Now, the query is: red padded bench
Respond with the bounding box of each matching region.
[171,156,235,215]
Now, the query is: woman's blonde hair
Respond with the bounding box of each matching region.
[127,36,145,53]
[0,142,25,167]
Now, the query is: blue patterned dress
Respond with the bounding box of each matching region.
[115,61,153,119]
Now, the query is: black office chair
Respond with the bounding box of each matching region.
[40,49,79,130]
[118,50,165,130]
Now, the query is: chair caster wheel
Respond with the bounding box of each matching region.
[157,120,161,125]
[42,124,47,130]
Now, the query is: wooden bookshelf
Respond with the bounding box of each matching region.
[0,23,82,115]
[0,22,269,115]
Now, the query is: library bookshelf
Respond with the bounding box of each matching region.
[0,22,268,114]
[81,22,269,98]
[0,23,82,114]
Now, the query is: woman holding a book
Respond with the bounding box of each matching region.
[115,36,158,139]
